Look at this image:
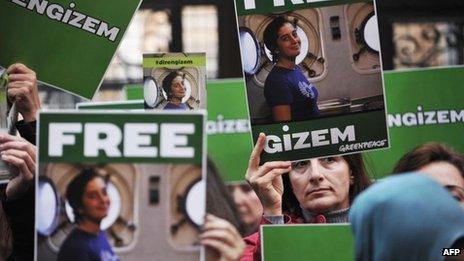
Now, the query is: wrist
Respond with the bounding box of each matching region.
[21,109,37,122]
[264,205,282,216]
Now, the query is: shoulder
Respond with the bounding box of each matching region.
[60,230,91,251]
[58,231,93,260]
[265,66,290,85]
[264,67,294,105]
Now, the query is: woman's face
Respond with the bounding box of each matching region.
[276,23,301,60]
[79,177,110,223]
[289,157,352,213]
[230,184,263,227]
[419,161,464,206]
[170,75,186,100]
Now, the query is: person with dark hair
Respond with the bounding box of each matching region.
[229,183,263,236]
[162,70,189,110]
[263,16,319,122]
[241,133,371,260]
[350,174,464,261]
[393,142,464,206]
[58,168,118,261]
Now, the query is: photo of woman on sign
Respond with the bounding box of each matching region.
[162,70,189,110]
[58,168,118,261]
[263,16,319,122]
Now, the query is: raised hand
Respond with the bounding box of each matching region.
[200,214,246,261]
[245,133,291,215]
[6,63,41,122]
[0,134,36,199]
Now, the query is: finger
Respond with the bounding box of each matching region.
[199,229,236,247]
[203,216,235,232]
[201,239,235,258]
[1,154,33,181]
[6,63,35,76]
[1,149,35,174]
[248,133,266,171]
[7,81,34,93]
[0,140,36,161]
[255,167,290,185]
[0,133,26,143]
[203,216,240,239]
[257,161,291,177]
[7,84,33,103]
[7,73,36,84]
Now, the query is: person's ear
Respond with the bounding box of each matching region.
[350,175,354,185]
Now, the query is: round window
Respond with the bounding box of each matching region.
[239,28,261,74]
[362,13,380,53]
[143,77,158,108]
[37,178,60,236]
[184,179,205,227]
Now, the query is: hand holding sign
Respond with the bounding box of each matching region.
[200,214,245,261]
[245,133,291,216]
[6,63,41,122]
[0,133,36,199]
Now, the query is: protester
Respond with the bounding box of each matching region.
[350,174,464,261]
[229,183,263,236]
[393,142,464,206]
[0,63,40,261]
[58,168,118,261]
[241,133,371,260]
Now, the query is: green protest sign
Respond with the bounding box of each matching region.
[235,0,389,162]
[36,110,205,260]
[262,224,354,261]
[38,111,204,164]
[0,0,141,98]
[124,83,144,100]
[365,67,464,178]
[207,79,252,182]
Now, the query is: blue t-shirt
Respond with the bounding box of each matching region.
[163,102,188,110]
[264,65,319,121]
[58,229,119,261]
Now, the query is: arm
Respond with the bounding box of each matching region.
[271,105,291,122]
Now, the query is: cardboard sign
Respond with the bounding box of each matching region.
[261,224,354,261]
[36,111,206,260]
[365,66,464,178]
[234,0,389,162]
[143,53,207,110]
[0,0,141,98]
